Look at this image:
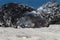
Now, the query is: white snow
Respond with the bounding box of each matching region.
[0,25,60,40]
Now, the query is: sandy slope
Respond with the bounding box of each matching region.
[0,25,60,40]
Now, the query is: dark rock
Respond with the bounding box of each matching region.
[0,3,36,27]
[38,1,60,25]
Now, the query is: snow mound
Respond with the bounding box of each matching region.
[0,25,60,40]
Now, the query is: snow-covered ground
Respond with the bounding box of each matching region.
[0,25,60,40]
